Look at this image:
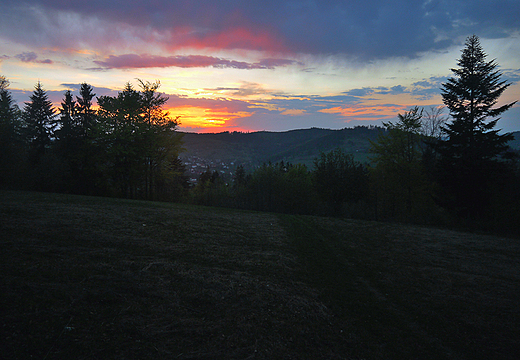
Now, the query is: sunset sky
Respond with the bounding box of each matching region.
[1,0,519,133]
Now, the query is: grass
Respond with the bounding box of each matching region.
[1,190,519,359]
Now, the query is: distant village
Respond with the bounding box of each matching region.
[181,155,238,185]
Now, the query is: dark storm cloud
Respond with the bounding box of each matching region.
[2,0,519,60]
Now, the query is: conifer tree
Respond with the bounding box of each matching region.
[437,35,517,219]
[24,81,56,163]
[0,76,24,187]
[56,90,77,142]
[76,83,96,138]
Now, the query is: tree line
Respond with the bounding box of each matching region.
[0,79,186,200]
[1,35,519,235]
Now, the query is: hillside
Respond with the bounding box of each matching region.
[2,191,520,359]
[179,128,520,170]
[179,126,382,168]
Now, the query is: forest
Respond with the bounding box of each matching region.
[1,36,519,235]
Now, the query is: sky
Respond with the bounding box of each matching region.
[1,0,519,133]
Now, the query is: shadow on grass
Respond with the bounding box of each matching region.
[281,214,520,359]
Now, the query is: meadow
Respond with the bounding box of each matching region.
[1,191,519,359]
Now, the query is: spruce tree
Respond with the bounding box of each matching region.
[437,35,517,220]
[0,76,24,187]
[76,83,96,138]
[56,90,77,142]
[24,81,56,163]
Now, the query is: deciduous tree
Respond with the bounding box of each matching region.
[96,80,184,199]
[370,107,437,221]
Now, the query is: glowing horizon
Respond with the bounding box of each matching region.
[2,1,519,133]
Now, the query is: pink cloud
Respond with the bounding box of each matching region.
[169,27,287,53]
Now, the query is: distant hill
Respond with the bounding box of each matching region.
[179,126,382,168]
[179,128,520,169]
[509,131,520,150]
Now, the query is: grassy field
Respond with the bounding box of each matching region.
[1,191,519,359]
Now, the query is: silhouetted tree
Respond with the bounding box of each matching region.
[242,162,315,214]
[0,76,25,188]
[422,105,447,139]
[76,83,96,139]
[313,148,368,216]
[96,80,184,199]
[23,81,56,164]
[369,107,439,222]
[55,90,77,142]
[233,165,247,190]
[437,35,517,220]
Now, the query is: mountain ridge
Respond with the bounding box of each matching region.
[179,127,520,168]
[179,126,383,167]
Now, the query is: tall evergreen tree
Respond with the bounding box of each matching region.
[0,76,19,125]
[0,76,25,187]
[23,81,56,163]
[52,90,79,192]
[76,83,96,139]
[437,35,517,220]
[55,90,77,142]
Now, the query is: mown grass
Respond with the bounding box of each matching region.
[1,190,519,359]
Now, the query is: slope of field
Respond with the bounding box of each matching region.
[1,191,519,359]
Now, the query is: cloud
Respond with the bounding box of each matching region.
[165,94,252,114]
[59,83,118,97]
[343,85,408,98]
[15,51,52,64]
[2,1,519,60]
[318,104,407,121]
[503,69,520,84]
[280,109,307,116]
[343,88,375,97]
[93,54,299,70]
[204,82,274,98]
[409,76,447,100]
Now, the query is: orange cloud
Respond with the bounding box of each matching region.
[319,104,406,120]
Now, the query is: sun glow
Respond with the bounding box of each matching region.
[168,105,251,131]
